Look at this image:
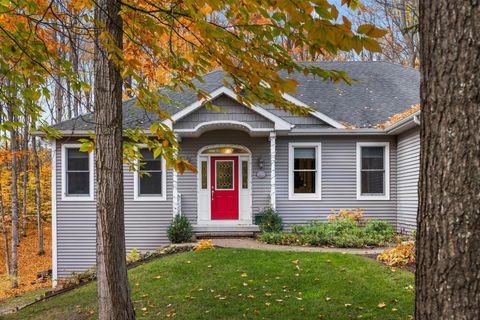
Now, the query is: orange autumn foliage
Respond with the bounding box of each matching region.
[0,148,52,220]
[0,224,52,299]
[375,104,420,129]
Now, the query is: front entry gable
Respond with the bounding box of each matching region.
[174,95,275,131]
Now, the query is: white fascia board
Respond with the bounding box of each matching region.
[288,128,385,135]
[281,93,346,129]
[385,110,421,135]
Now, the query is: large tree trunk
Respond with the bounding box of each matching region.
[8,108,19,289]
[416,1,480,319]
[94,0,135,319]
[32,135,44,256]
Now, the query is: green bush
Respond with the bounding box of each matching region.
[259,218,395,248]
[126,248,143,263]
[168,214,193,244]
[258,208,283,233]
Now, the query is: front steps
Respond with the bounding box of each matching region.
[193,224,260,239]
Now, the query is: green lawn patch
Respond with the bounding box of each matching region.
[4,248,414,319]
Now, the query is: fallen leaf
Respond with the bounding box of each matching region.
[141,307,147,311]
[154,275,161,279]
[344,303,352,307]
[241,273,248,278]
[325,297,331,301]
[378,303,386,308]
[291,259,299,265]
[392,308,398,312]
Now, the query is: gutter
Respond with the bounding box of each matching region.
[385,111,421,135]
[287,128,386,136]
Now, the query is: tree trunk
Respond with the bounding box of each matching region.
[32,135,43,256]
[8,108,19,289]
[94,0,135,319]
[0,166,11,275]
[21,118,29,237]
[416,1,480,319]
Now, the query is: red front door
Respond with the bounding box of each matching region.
[211,156,239,219]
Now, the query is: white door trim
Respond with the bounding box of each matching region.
[197,144,252,225]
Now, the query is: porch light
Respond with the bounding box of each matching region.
[222,147,234,154]
[258,157,264,169]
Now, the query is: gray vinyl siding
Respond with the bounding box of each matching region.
[174,95,274,129]
[275,136,398,226]
[396,127,420,233]
[55,139,172,278]
[264,106,332,128]
[178,130,271,222]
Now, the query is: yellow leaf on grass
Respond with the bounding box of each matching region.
[378,303,386,308]
[291,259,300,265]
[241,273,248,278]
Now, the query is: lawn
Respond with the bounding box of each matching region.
[3,248,414,319]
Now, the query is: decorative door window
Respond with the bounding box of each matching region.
[215,160,234,190]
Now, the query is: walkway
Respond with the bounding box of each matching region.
[212,238,388,255]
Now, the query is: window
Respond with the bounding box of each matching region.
[288,143,321,200]
[357,142,390,200]
[201,161,208,189]
[242,161,248,189]
[61,144,93,201]
[134,148,166,201]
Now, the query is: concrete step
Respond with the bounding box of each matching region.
[193,224,260,239]
[196,231,256,239]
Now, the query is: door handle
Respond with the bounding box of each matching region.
[211,189,214,198]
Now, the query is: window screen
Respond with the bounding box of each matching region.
[360,146,385,195]
[139,149,162,195]
[66,148,90,195]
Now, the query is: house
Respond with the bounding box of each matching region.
[43,61,420,282]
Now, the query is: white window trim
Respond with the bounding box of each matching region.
[288,142,322,200]
[356,142,390,200]
[133,145,167,201]
[61,143,94,201]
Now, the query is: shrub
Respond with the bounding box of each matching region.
[126,248,143,263]
[365,220,395,241]
[377,241,415,267]
[258,208,283,233]
[168,214,193,243]
[259,212,396,248]
[328,208,364,223]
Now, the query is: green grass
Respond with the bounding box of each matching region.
[3,249,414,319]
[0,288,49,313]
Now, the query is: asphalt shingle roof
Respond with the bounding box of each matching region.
[53,61,419,130]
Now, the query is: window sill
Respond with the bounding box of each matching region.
[356,195,390,201]
[133,195,167,202]
[288,194,321,201]
[61,195,94,202]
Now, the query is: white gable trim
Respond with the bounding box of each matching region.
[169,86,293,131]
[175,120,272,137]
[281,93,346,129]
